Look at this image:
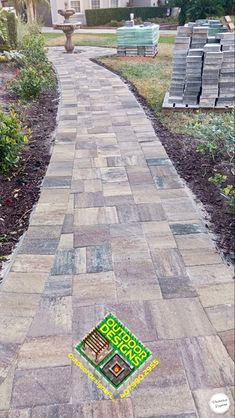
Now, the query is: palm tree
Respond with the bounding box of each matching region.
[13,0,50,23]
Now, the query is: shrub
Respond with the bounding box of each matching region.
[0,10,17,51]
[9,66,49,100]
[0,9,7,44]
[6,11,17,49]
[187,111,235,212]
[9,34,56,100]
[0,109,29,172]
[85,6,168,26]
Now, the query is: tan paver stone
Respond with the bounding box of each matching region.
[0,294,40,318]
[151,248,187,278]
[175,233,215,250]
[58,233,74,249]
[37,188,69,205]
[193,387,234,418]
[133,385,196,417]
[17,336,72,369]
[11,255,54,273]
[73,271,117,305]
[103,181,131,197]
[0,317,32,344]
[205,304,234,332]
[112,235,149,253]
[196,283,234,307]
[113,258,157,282]
[142,222,176,249]
[179,336,234,390]
[50,144,75,162]
[73,168,100,180]
[11,366,71,408]
[31,205,66,226]
[156,188,188,199]
[180,248,223,266]
[71,364,105,403]
[84,179,102,192]
[219,329,235,361]
[25,226,62,240]
[28,296,72,337]
[187,264,234,285]
[162,198,199,221]
[132,185,161,203]
[126,167,153,185]
[137,203,166,221]
[93,156,108,168]
[2,272,48,294]
[148,298,216,338]
[117,281,162,302]
[0,361,16,411]
[74,207,118,226]
[92,399,134,418]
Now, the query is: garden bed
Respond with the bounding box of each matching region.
[95,56,235,263]
[0,62,58,277]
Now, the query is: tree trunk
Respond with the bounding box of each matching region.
[27,0,35,23]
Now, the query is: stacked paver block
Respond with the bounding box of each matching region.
[166,23,235,109]
[183,49,203,105]
[169,28,191,104]
[191,26,208,49]
[217,33,235,107]
[200,45,223,107]
[117,23,159,57]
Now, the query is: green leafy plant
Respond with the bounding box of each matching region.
[0,8,7,43]
[85,6,168,26]
[0,109,29,172]
[9,66,48,100]
[9,33,56,100]
[209,172,235,213]
[187,112,235,212]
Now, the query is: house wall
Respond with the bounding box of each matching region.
[50,0,129,25]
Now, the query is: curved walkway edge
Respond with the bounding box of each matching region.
[0,47,234,417]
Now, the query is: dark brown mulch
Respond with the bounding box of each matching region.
[0,63,58,276]
[94,58,235,263]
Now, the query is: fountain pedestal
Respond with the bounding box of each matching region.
[53,23,80,53]
[53,3,80,53]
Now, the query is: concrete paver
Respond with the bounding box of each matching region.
[0,46,234,417]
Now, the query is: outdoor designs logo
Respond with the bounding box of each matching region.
[75,313,152,390]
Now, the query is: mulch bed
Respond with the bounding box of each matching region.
[95,58,235,263]
[0,62,59,277]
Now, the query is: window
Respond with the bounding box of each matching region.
[91,0,100,8]
[111,0,118,6]
[71,1,81,12]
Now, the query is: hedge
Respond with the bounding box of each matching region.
[85,6,168,26]
[0,11,17,52]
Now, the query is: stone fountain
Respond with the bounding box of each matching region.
[53,2,80,53]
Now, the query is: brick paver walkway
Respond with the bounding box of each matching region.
[0,47,234,417]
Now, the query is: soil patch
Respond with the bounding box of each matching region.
[94,58,234,263]
[0,63,59,277]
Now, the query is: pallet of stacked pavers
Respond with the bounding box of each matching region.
[191,26,208,49]
[183,49,203,105]
[117,23,159,57]
[168,27,191,104]
[200,44,223,108]
[217,33,235,107]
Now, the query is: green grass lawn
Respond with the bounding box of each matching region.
[98,42,233,134]
[43,32,175,48]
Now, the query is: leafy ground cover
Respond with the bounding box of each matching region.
[98,43,235,261]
